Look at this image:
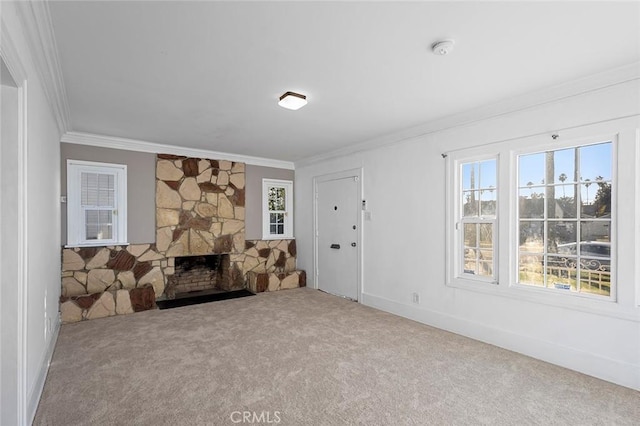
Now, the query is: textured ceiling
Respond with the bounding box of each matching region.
[50,1,640,162]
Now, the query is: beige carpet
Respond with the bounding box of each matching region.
[34,288,639,425]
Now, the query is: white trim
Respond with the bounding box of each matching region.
[15,0,70,134]
[0,25,29,425]
[1,23,29,426]
[17,75,28,426]
[361,291,640,391]
[446,151,501,290]
[66,159,128,246]
[295,62,640,168]
[456,156,499,284]
[61,131,296,170]
[636,127,640,307]
[26,318,59,425]
[510,135,617,302]
[262,179,294,240]
[313,168,363,301]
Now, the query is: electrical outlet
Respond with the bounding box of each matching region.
[412,292,420,304]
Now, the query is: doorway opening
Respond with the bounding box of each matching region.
[1,50,27,426]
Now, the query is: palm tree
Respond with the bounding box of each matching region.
[559,173,567,197]
[584,178,592,204]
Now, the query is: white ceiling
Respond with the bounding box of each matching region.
[49,1,640,163]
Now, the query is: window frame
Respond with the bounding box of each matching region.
[262,178,294,240]
[443,131,620,304]
[511,137,617,302]
[446,151,500,289]
[445,118,639,319]
[458,158,499,283]
[66,159,128,247]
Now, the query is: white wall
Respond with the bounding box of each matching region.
[1,2,62,424]
[295,73,640,390]
[1,54,21,426]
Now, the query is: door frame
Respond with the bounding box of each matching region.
[1,23,29,426]
[313,168,363,301]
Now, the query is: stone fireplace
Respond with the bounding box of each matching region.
[59,152,305,323]
[165,254,231,298]
[155,154,247,296]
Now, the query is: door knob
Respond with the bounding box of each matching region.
[351,242,357,247]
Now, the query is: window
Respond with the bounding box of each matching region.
[459,158,498,282]
[517,142,613,297]
[262,179,293,239]
[67,160,127,246]
[447,136,618,301]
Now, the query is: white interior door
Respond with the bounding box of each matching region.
[316,175,359,300]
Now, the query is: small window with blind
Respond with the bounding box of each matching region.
[66,160,127,246]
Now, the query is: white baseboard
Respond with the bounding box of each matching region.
[27,317,60,425]
[361,292,640,391]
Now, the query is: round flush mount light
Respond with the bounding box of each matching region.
[278,91,307,110]
[431,39,455,56]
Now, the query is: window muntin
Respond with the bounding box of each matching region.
[517,142,612,297]
[262,179,293,239]
[459,159,497,281]
[67,160,127,246]
[268,186,286,235]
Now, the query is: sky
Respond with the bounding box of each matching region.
[462,141,612,204]
[518,142,612,203]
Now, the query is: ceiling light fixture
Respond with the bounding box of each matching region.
[431,39,455,56]
[278,91,307,110]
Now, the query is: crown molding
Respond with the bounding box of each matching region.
[15,0,71,135]
[1,19,27,83]
[61,131,296,170]
[295,61,640,168]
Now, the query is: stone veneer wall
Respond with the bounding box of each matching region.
[60,240,300,323]
[60,244,168,323]
[155,154,247,289]
[242,239,297,273]
[59,154,304,323]
[155,155,245,255]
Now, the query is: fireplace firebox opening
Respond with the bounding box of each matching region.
[165,254,231,299]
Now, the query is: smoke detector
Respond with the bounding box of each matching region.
[431,40,455,56]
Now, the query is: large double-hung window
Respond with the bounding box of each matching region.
[517,142,613,297]
[448,134,616,302]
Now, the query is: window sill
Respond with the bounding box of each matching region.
[446,277,639,322]
[65,242,129,248]
[261,235,294,241]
